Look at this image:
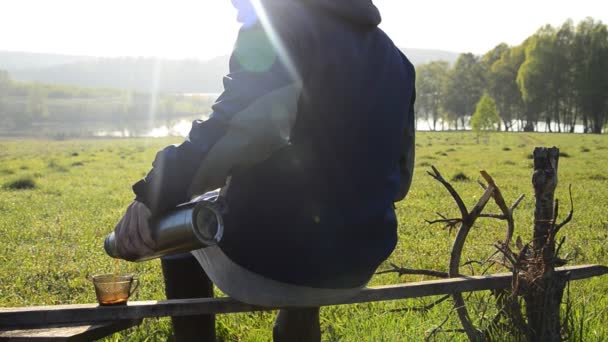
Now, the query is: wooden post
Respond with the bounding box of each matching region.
[524,147,567,342]
[531,147,559,259]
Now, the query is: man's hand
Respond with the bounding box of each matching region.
[114,201,156,261]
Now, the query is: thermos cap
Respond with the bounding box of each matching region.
[104,232,118,258]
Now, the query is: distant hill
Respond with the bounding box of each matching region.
[0,48,459,93]
[1,52,229,93]
[400,48,459,66]
[0,51,96,71]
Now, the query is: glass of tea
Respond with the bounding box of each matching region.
[91,274,139,306]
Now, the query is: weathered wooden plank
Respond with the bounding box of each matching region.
[0,320,141,341]
[1,265,606,328]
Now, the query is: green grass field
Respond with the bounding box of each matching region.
[1,132,607,341]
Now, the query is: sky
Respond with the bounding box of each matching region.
[0,0,606,60]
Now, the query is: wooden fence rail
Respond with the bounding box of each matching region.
[2,264,606,329]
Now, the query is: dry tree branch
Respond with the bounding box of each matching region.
[428,166,469,218]
[425,308,460,342]
[479,213,508,220]
[494,242,519,266]
[511,194,526,212]
[448,183,496,342]
[462,259,484,267]
[480,171,525,249]
[555,185,574,232]
[481,195,526,219]
[375,263,449,278]
[480,256,502,275]
[426,168,500,341]
[555,236,566,257]
[480,171,509,214]
[389,168,527,341]
[425,215,463,233]
[390,295,451,313]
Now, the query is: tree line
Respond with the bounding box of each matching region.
[415,18,608,134]
[0,71,214,132]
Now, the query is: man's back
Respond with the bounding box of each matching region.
[219,0,416,288]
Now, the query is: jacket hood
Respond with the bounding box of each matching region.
[301,0,381,26]
[233,0,381,27]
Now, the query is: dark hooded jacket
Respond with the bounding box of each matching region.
[133,0,416,289]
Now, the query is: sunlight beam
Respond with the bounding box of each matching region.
[147,58,163,136]
[248,0,301,82]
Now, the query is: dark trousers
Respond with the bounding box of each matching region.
[161,253,321,342]
[273,307,321,342]
[161,253,215,342]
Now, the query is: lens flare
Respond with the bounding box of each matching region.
[248,0,300,82]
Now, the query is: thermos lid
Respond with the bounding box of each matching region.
[192,202,224,245]
[104,232,118,258]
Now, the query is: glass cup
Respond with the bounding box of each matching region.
[91,274,139,306]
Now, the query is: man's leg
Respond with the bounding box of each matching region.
[273,308,321,342]
[161,253,216,342]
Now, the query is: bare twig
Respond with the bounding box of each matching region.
[480,171,519,249]
[428,166,469,219]
[425,216,463,233]
[425,217,462,225]
[462,259,484,267]
[551,198,560,242]
[449,183,496,342]
[376,263,449,278]
[479,213,508,220]
[425,308,457,342]
[420,168,525,341]
[390,295,451,313]
[511,194,525,211]
[555,236,566,257]
[555,185,574,232]
[437,329,466,333]
[494,243,519,266]
[480,171,509,214]
[480,257,501,275]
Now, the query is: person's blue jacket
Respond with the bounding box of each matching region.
[132,0,416,289]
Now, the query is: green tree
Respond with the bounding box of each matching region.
[481,43,510,74]
[517,24,575,132]
[415,61,450,131]
[443,53,485,130]
[573,18,608,133]
[486,44,527,131]
[517,26,554,132]
[471,94,500,143]
[554,20,578,132]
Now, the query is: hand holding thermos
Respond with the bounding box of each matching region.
[105,194,224,262]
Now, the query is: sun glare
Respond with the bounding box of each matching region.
[249,0,300,80]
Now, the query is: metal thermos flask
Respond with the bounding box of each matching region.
[104,197,224,262]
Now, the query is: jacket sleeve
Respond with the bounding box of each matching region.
[133,24,302,216]
[394,74,416,202]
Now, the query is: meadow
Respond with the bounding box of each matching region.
[0,131,607,341]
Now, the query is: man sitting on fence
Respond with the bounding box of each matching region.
[112,0,416,340]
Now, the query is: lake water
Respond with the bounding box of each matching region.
[94,118,592,138]
[95,119,195,138]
